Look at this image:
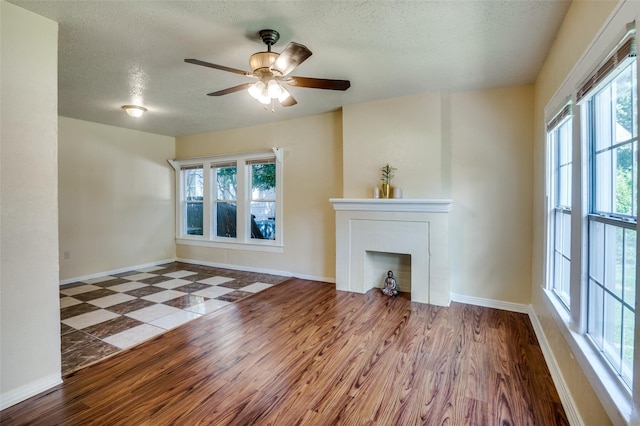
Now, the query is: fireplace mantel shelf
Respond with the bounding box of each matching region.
[329,198,453,213]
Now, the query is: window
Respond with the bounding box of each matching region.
[548,105,573,308]
[182,165,204,236]
[213,161,237,238]
[248,158,276,240]
[544,21,639,421]
[172,150,283,251]
[586,57,637,388]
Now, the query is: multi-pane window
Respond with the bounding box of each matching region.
[544,19,640,419]
[182,165,204,236]
[213,162,237,238]
[174,151,282,248]
[586,55,637,388]
[549,111,572,308]
[248,159,276,240]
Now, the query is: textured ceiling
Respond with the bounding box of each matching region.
[8,0,571,137]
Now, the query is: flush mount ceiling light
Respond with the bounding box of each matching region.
[121,105,147,118]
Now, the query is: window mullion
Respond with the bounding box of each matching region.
[571,100,586,329]
[203,162,212,239]
[236,159,248,242]
[176,168,183,239]
[275,156,283,243]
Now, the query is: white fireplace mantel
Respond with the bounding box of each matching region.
[329,198,452,213]
[330,198,452,306]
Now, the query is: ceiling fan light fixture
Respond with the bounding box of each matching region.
[122,105,147,118]
[277,86,291,102]
[249,79,285,104]
[248,81,265,100]
[258,92,271,105]
[267,79,282,98]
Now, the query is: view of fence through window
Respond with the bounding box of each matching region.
[182,160,276,240]
[249,160,276,240]
[184,166,204,236]
[215,164,237,238]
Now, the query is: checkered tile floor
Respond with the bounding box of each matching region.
[60,262,289,374]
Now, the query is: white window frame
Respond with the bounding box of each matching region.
[170,149,283,253]
[180,164,205,237]
[548,107,573,310]
[542,6,640,424]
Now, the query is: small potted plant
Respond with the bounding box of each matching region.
[380,163,396,198]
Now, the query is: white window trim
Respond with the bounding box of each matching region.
[543,289,634,424]
[542,3,640,424]
[547,110,573,310]
[169,148,284,253]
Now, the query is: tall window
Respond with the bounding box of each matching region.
[248,158,276,240]
[173,150,282,249]
[182,165,204,236]
[213,161,237,238]
[584,42,637,388]
[544,17,640,420]
[548,106,573,308]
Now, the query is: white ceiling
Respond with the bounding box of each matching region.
[8,0,571,137]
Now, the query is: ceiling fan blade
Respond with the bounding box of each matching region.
[185,58,249,76]
[207,83,254,96]
[271,42,312,76]
[286,76,351,91]
[280,94,297,107]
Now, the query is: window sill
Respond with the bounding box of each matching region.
[542,288,635,425]
[176,237,284,254]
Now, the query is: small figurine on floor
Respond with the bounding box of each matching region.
[382,270,398,297]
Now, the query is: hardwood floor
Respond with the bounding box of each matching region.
[1,279,568,425]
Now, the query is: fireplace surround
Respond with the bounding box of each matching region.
[330,198,452,306]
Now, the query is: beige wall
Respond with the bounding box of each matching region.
[58,117,176,280]
[449,86,534,304]
[176,111,343,280]
[343,93,443,198]
[0,1,61,406]
[532,1,618,425]
[342,87,534,304]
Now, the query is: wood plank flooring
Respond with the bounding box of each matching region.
[1,279,568,425]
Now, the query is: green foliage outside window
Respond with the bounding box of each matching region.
[251,163,276,192]
[216,163,275,196]
[614,67,636,217]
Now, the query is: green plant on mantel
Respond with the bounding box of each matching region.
[380,163,397,185]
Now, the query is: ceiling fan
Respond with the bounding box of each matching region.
[185,29,350,108]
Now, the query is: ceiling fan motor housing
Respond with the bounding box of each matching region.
[250,30,282,77]
[249,52,280,76]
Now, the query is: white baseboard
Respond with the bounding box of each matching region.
[450,293,529,313]
[527,307,583,426]
[59,258,177,285]
[176,257,292,278]
[291,273,335,283]
[0,373,62,411]
[60,256,335,287]
[175,258,335,284]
